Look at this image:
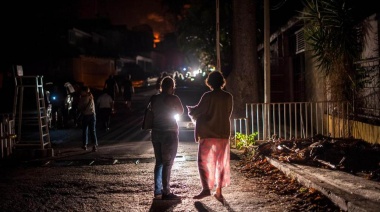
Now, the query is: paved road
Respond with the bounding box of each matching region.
[1,85,329,212]
[1,85,310,211]
[2,85,378,212]
[48,86,198,150]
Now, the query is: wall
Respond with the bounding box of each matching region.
[326,115,380,144]
[71,56,115,90]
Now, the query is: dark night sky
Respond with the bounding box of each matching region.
[75,0,174,40]
[2,0,377,51]
[2,0,173,41]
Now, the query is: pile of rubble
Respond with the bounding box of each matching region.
[250,134,380,182]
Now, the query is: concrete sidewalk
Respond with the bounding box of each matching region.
[267,157,380,212]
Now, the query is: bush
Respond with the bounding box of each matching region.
[235,132,258,150]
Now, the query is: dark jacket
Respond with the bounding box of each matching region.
[78,93,96,115]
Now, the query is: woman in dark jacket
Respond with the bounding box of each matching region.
[150,76,184,200]
[78,86,98,152]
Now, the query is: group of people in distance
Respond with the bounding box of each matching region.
[77,74,134,152]
[148,71,233,203]
[76,71,234,204]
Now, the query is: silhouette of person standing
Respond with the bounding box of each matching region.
[104,75,119,101]
[96,88,113,131]
[104,75,119,112]
[188,71,233,202]
[122,74,134,110]
[78,86,98,152]
[150,76,184,200]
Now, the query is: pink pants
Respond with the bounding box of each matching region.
[197,138,231,190]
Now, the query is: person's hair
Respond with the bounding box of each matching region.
[205,71,226,89]
[160,76,175,92]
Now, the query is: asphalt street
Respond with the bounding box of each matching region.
[1,86,379,211]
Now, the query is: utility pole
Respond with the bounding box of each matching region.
[264,0,271,141]
[216,0,221,72]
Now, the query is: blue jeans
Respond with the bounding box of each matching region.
[82,114,98,147]
[151,130,179,195]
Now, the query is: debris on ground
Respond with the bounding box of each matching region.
[236,157,342,211]
[234,134,380,211]
[243,134,380,181]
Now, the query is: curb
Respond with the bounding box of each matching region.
[267,157,380,212]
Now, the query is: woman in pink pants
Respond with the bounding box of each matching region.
[187,71,233,203]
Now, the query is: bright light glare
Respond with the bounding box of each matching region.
[174,114,180,121]
[192,70,200,76]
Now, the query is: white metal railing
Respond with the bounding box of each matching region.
[234,101,350,141]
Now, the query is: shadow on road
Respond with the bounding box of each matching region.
[149,199,181,212]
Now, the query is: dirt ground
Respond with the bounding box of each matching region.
[0,147,342,212]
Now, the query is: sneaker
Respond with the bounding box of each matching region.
[92,146,97,152]
[82,145,87,151]
[162,193,181,200]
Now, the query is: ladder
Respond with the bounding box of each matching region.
[13,75,51,149]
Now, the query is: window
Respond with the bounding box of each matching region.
[295,29,305,54]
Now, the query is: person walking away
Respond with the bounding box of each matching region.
[122,74,134,110]
[96,88,113,131]
[187,71,233,203]
[78,86,98,152]
[150,76,184,200]
[104,75,119,112]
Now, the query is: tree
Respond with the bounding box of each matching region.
[226,0,260,118]
[299,0,365,102]
[175,0,233,72]
[163,0,259,118]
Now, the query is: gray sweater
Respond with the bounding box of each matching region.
[188,88,233,140]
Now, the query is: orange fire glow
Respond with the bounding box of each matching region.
[153,32,161,48]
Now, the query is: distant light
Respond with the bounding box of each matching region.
[192,69,200,76]
[183,68,186,71]
[52,96,57,100]
[174,114,180,121]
